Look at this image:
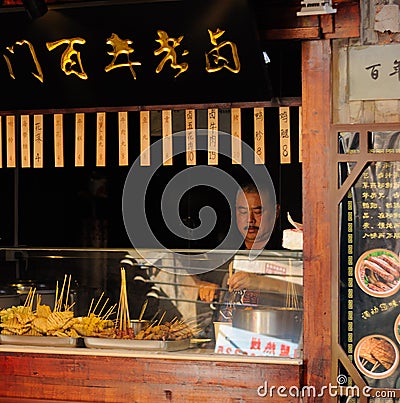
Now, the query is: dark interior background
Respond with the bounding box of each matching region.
[0,40,302,250]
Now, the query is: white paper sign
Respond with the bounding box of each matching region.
[215,324,299,358]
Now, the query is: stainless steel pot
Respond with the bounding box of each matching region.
[232,306,303,343]
[130,320,150,335]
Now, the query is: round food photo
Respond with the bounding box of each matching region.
[354,334,399,379]
[355,249,400,298]
[394,313,400,346]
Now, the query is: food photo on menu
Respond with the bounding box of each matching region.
[351,248,400,388]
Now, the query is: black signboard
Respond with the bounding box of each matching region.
[340,131,400,391]
[0,0,271,111]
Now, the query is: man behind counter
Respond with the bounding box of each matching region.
[194,181,300,303]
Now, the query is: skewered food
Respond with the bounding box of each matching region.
[357,250,400,296]
[358,336,396,371]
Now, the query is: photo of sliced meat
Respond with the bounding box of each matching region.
[355,335,399,379]
[355,249,400,298]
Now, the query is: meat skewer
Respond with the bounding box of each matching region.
[368,256,400,280]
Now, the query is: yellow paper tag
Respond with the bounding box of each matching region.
[33,115,43,168]
[118,111,128,166]
[162,110,173,166]
[140,111,150,166]
[6,116,16,168]
[75,113,85,167]
[231,108,241,164]
[185,109,196,165]
[208,108,218,165]
[54,114,64,167]
[279,107,291,164]
[20,115,30,168]
[96,112,106,166]
[254,107,265,164]
[0,116,2,168]
[298,106,302,163]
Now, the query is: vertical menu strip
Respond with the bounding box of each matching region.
[33,115,43,168]
[140,111,150,166]
[185,109,196,165]
[162,110,173,166]
[279,106,291,164]
[54,114,64,167]
[6,116,16,168]
[231,107,242,164]
[20,115,30,168]
[96,112,106,167]
[208,108,218,165]
[299,106,303,163]
[254,107,265,164]
[0,116,2,168]
[347,189,354,360]
[118,111,128,166]
[75,113,85,167]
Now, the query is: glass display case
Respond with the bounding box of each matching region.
[0,247,303,361]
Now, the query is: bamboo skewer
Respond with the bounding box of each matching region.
[117,267,131,331]
[138,299,148,321]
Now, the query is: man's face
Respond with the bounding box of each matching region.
[235,190,273,249]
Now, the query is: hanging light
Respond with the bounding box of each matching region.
[22,0,48,20]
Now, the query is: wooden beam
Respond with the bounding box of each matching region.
[302,39,333,401]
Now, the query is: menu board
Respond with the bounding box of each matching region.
[340,131,400,389]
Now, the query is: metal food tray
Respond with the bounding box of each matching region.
[84,337,190,351]
[0,334,78,347]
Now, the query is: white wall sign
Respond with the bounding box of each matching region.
[349,44,400,101]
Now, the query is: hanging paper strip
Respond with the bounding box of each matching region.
[0,116,2,168]
[54,114,64,167]
[185,109,196,165]
[118,111,128,166]
[299,106,302,163]
[208,108,218,165]
[6,116,16,168]
[253,107,265,164]
[75,113,85,167]
[33,115,43,168]
[96,112,106,167]
[162,110,173,166]
[140,111,150,166]
[20,115,30,168]
[231,107,241,164]
[279,106,291,164]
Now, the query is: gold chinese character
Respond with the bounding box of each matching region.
[4,40,44,82]
[46,38,88,80]
[205,28,240,73]
[154,30,188,78]
[105,33,142,79]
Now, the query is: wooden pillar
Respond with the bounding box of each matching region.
[302,39,333,401]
